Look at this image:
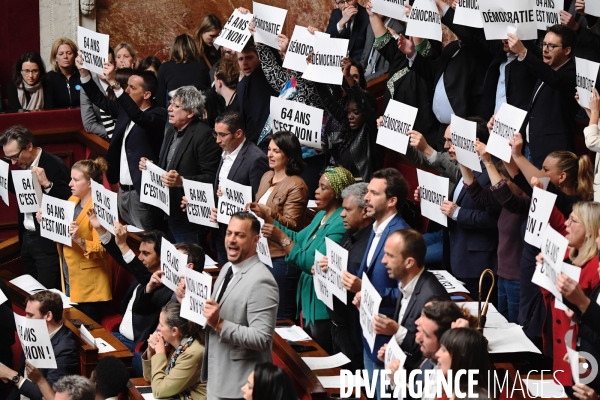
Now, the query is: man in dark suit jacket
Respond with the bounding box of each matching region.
[326,0,370,60]
[1,125,71,290]
[77,57,167,231]
[0,291,79,400]
[360,16,404,82]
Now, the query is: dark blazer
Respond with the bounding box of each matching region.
[46,70,81,108]
[12,325,79,400]
[393,270,449,371]
[7,80,55,111]
[81,78,167,193]
[157,119,221,222]
[360,18,405,81]
[214,139,269,199]
[326,4,370,61]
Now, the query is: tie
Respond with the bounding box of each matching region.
[216,267,234,303]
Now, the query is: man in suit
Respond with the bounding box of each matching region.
[1,125,71,289]
[213,111,269,263]
[360,16,404,82]
[202,212,278,400]
[77,55,167,231]
[508,25,579,167]
[0,291,79,400]
[140,85,221,244]
[371,230,449,372]
[326,0,370,60]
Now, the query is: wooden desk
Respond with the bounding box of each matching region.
[128,378,150,400]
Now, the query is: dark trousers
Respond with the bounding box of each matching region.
[112,332,143,377]
[168,218,207,246]
[21,231,61,290]
[269,257,300,320]
[331,321,364,371]
[305,319,333,355]
[74,302,105,324]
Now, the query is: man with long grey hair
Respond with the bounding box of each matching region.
[53,376,95,400]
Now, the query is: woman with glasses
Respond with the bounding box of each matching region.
[8,51,54,111]
[47,38,81,108]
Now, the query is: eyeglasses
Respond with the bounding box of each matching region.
[567,215,581,225]
[335,0,352,6]
[541,42,562,51]
[3,148,23,162]
[212,130,232,139]
[21,69,40,75]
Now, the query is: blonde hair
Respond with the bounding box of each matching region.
[194,14,222,59]
[169,34,199,64]
[50,38,78,72]
[547,151,594,201]
[569,201,600,266]
[114,43,138,68]
[72,157,108,184]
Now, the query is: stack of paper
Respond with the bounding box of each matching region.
[275,325,311,341]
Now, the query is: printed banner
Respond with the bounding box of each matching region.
[14,313,57,369]
[376,100,419,155]
[77,26,110,75]
[180,268,212,327]
[40,195,75,246]
[0,160,9,206]
[586,1,600,17]
[405,0,443,42]
[182,178,218,228]
[485,102,528,162]
[454,0,484,28]
[160,237,187,292]
[451,114,481,173]
[531,225,568,301]
[270,97,323,149]
[360,273,382,352]
[314,250,334,310]
[478,0,537,40]
[253,2,288,49]
[534,0,563,30]
[524,187,557,248]
[91,180,118,234]
[140,163,170,215]
[215,9,253,52]
[576,57,600,110]
[282,26,329,73]
[12,170,42,213]
[217,179,252,225]
[371,0,408,22]
[325,237,348,305]
[417,169,449,227]
[302,37,349,85]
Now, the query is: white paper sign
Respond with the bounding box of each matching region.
[283,27,316,73]
[486,102,528,162]
[524,187,557,248]
[478,0,537,40]
[253,2,288,49]
[576,57,600,110]
[376,100,419,155]
[214,10,253,53]
[405,0,443,42]
[77,26,110,75]
[586,1,600,17]
[251,211,273,268]
[555,262,582,310]
[301,352,351,370]
[534,0,563,30]
[91,180,118,234]
[314,250,334,310]
[430,270,470,293]
[270,97,324,149]
[302,37,349,85]
[531,226,568,301]
[95,337,116,353]
[160,237,187,292]
[0,160,9,206]
[325,237,348,304]
[0,289,7,305]
[40,195,75,246]
[384,336,407,368]
[10,274,46,294]
[217,179,253,225]
[140,163,170,215]
[450,114,481,173]
[417,169,449,227]
[79,324,96,347]
[180,268,212,327]
[454,0,484,28]
[12,170,41,213]
[182,178,218,228]
[372,0,408,22]
[567,346,580,384]
[14,312,57,369]
[360,273,382,352]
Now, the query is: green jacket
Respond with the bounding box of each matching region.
[275,208,345,324]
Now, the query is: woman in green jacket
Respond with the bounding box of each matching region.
[260,167,355,353]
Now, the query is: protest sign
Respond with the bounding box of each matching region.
[586,1,600,17]
[314,250,334,310]
[180,268,212,327]
[417,169,449,227]
[450,114,481,173]
[0,160,9,206]
[478,0,537,40]
[376,100,419,155]
[214,9,253,52]
[250,211,273,268]
[160,237,187,292]
[302,36,349,85]
[372,0,408,22]
[325,237,348,304]
[385,336,407,369]
[534,0,563,30]
[141,163,170,215]
[252,2,288,49]
[524,187,557,248]
[405,0,442,42]
[270,97,323,149]
[217,179,253,225]
[454,0,483,28]
[360,273,382,352]
[182,178,218,228]
[77,26,110,75]
[283,26,329,73]
[531,226,568,301]
[430,270,470,293]
[12,170,42,213]
[40,195,75,247]
[14,313,57,369]
[576,57,600,110]
[91,180,117,234]
[0,289,6,305]
[485,102,528,162]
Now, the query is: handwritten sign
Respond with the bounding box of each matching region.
[485,102,528,162]
[385,336,407,369]
[77,26,110,75]
[12,170,42,213]
[91,180,117,234]
[430,270,470,294]
[282,26,329,73]
[140,163,170,215]
[451,114,481,173]
[270,97,323,150]
[454,0,483,28]
[524,187,557,248]
[531,225,568,301]
[576,57,600,110]
[180,268,212,326]
[253,2,288,49]
[534,0,563,30]
[314,250,334,310]
[0,160,9,206]
[302,36,349,85]
[405,0,442,42]
[182,178,218,228]
[160,237,187,292]
[325,237,348,304]
[376,100,419,155]
[478,0,537,40]
[14,312,57,369]
[40,195,75,246]
[217,179,252,225]
[360,273,382,352]
[417,169,449,227]
[371,0,408,22]
[215,10,253,52]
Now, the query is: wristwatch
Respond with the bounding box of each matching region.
[12,373,21,384]
[80,238,85,246]
[280,237,291,248]
[111,81,121,90]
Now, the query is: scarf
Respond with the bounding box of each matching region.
[165,336,195,400]
[18,80,44,111]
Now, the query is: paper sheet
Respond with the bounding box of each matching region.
[302,352,351,370]
[318,374,365,389]
[307,200,318,208]
[275,325,312,341]
[95,337,117,353]
[0,289,7,305]
[79,324,96,347]
[523,379,568,398]
[484,324,541,354]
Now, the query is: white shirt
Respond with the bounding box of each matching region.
[23,149,43,231]
[366,213,396,266]
[218,139,245,185]
[394,269,424,345]
[215,255,258,302]
[258,188,272,205]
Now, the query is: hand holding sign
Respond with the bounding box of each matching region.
[77,26,110,75]
[486,103,528,162]
[14,313,57,369]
